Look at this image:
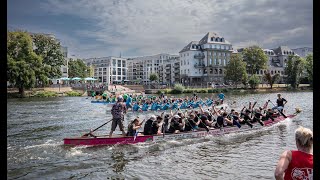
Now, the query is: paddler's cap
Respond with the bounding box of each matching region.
[150,115,156,120]
[117,95,123,101]
[173,115,181,119]
[204,110,210,114]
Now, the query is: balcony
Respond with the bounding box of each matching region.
[194,64,205,68]
[194,53,205,59]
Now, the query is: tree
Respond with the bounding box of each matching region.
[68,59,88,78]
[285,55,305,89]
[7,31,44,97]
[242,46,268,75]
[31,34,65,79]
[305,54,313,86]
[248,74,260,89]
[225,54,248,88]
[149,73,158,82]
[264,72,280,89]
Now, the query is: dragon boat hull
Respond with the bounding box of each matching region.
[64,114,295,146]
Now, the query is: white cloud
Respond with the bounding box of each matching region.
[39,0,312,58]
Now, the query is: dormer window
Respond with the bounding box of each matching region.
[211,37,214,41]
[216,37,219,42]
[221,38,224,42]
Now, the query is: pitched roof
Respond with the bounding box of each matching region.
[198,32,231,45]
[179,41,200,53]
[272,46,295,55]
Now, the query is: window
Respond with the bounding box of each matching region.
[210,45,212,48]
[188,69,190,73]
[187,60,189,65]
[118,68,121,75]
[184,69,186,74]
[113,68,116,75]
[214,45,217,49]
[214,59,217,65]
[209,52,211,56]
[218,53,221,56]
[62,68,67,73]
[221,45,224,49]
[209,58,212,65]
[223,59,226,66]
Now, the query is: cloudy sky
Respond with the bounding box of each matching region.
[8,0,313,58]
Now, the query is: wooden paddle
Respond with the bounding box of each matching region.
[82,119,113,137]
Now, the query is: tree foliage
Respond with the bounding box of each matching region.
[248,74,260,89]
[263,72,280,89]
[305,54,313,86]
[68,59,88,78]
[225,54,248,88]
[285,55,305,89]
[242,46,268,75]
[149,73,158,82]
[7,31,43,97]
[31,34,65,78]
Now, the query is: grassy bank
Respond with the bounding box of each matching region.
[7,90,84,98]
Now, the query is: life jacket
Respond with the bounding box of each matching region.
[143,119,153,135]
[126,123,136,136]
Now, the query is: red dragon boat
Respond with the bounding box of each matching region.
[64,114,296,146]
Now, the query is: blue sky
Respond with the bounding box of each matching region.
[8,0,313,59]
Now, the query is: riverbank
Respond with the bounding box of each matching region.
[151,84,312,94]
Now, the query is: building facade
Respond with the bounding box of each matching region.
[157,56,180,86]
[84,57,127,84]
[237,46,298,83]
[126,54,179,84]
[179,32,233,86]
[292,47,313,58]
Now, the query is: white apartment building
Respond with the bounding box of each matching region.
[84,57,127,84]
[158,57,180,85]
[126,53,179,84]
[179,32,233,85]
[292,47,313,58]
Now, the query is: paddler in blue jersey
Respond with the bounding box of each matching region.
[132,102,141,111]
[171,101,178,109]
[161,102,170,110]
[218,93,225,104]
[142,103,149,111]
[126,95,133,110]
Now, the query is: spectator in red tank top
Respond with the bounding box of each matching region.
[275,126,313,180]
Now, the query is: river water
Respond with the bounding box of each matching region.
[7,91,313,180]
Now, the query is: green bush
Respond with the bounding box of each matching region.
[66,91,82,96]
[173,84,185,94]
[183,89,193,93]
[248,75,260,89]
[34,91,58,97]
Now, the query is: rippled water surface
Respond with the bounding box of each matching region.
[7,92,313,179]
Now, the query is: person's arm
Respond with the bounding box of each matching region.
[283,98,287,105]
[274,150,292,180]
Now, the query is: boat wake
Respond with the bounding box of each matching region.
[23,139,62,150]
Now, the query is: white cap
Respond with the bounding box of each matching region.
[173,115,181,119]
[117,95,123,101]
[150,115,156,120]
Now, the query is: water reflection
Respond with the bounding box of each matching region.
[111,151,128,173]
